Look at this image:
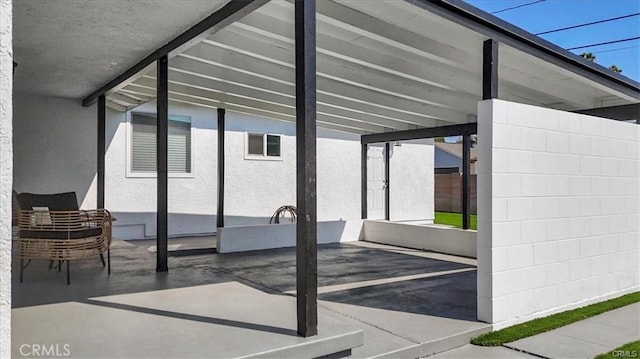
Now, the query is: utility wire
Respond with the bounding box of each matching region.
[592,45,640,54]
[536,13,640,35]
[567,36,640,50]
[491,0,546,15]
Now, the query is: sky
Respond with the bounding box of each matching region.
[465,0,640,83]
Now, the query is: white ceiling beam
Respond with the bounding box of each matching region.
[171,55,448,127]
[126,81,389,133]
[234,11,481,95]
[107,92,143,106]
[202,31,478,114]
[182,44,469,123]
[147,71,414,131]
[270,0,472,69]
[105,100,127,112]
[120,86,368,134]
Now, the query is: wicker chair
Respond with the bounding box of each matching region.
[16,192,112,284]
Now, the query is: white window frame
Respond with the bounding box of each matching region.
[244,132,283,161]
[126,111,196,178]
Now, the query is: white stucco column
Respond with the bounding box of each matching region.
[0,0,13,355]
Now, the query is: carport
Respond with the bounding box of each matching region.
[75,0,638,338]
[8,0,639,355]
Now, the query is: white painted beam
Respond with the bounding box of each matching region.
[269,0,472,68]
[182,44,469,123]
[105,100,127,112]
[202,31,478,114]
[148,71,413,130]
[234,11,481,95]
[171,55,448,127]
[125,82,387,133]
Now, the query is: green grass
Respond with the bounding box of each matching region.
[595,340,640,359]
[471,292,640,346]
[434,211,477,230]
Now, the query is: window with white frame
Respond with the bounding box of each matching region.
[245,133,281,159]
[131,113,192,173]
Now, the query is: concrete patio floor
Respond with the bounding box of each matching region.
[12,239,490,358]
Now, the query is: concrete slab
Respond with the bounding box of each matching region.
[13,282,363,358]
[430,344,537,358]
[13,241,486,358]
[507,303,640,359]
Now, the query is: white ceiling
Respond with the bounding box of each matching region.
[13,0,230,98]
[13,0,640,134]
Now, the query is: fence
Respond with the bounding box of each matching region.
[434,173,477,214]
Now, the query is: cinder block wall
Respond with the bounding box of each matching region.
[478,99,640,328]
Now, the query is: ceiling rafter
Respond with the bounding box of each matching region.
[119,86,369,134]
[140,73,411,131]
[201,32,478,114]
[183,44,469,123]
[171,55,448,127]
[144,71,416,130]
[232,11,481,95]
[272,0,472,69]
[125,81,388,133]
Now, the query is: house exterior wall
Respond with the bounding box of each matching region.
[13,96,435,240]
[13,93,97,209]
[0,0,12,354]
[477,99,640,328]
[434,147,462,172]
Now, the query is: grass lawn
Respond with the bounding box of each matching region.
[471,291,640,346]
[595,340,640,359]
[434,211,477,230]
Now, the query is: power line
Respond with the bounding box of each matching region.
[592,45,640,54]
[536,13,640,35]
[567,36,640,51]
[491,0,546,14]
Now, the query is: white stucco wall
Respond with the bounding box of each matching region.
[13,95,435,240]
[103,101,364,238]
[13,93,97,209]
[389,139,434,222]
[477,99,640,328]
[0,0,12,355]
[104,101,219,238]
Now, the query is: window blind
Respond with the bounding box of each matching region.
[131,113,191,173]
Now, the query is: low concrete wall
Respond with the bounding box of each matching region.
[217,220,363,253]
[362,220,477,258]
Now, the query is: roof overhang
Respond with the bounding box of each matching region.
[83,0,640,135]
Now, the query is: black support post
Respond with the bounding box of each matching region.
[462,134,471,230]
[217,108,225,228]
[361,143,367,219]
[295,0,318,338]
[156,55,169,273]
[483,39,499,100]
[384,142,390,221]
[97,95,106,209]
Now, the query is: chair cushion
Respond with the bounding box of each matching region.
[19,227,103,240]
[16,192,79,211]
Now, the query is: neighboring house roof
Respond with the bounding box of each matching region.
[435,143,478,162]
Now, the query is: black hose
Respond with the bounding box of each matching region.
[270,205,297,224]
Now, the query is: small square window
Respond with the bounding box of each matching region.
[247,133,264,155]
[266,135,281,157]
[245,133,282,160]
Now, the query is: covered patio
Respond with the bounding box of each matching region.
[12,240,487,358]
[4,0,639,358]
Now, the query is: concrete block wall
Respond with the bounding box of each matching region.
[0,0,12,354]
[478,99,640,328]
